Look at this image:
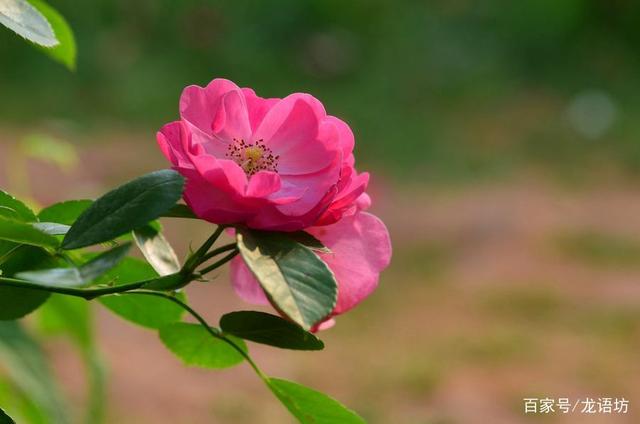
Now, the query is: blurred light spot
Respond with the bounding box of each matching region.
[566,90,617,139]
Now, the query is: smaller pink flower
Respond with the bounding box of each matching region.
[157,78,368,231]
[230,205,392,330]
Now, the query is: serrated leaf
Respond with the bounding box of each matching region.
[159,322,246,369]
[133,224,180,276]
[220,311,324,351]
[29,1,75,70]
[16,243,131,287]
[236,228,337,330]
[0,0,58,47]
[0,191,36,222]
[62,170,184,250]
[268,378,365,424]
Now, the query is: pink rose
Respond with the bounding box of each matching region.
[157,78,368,231]
[230,204,392,330]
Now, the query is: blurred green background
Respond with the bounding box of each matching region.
[2,1,640,423]
[3,0,640,181]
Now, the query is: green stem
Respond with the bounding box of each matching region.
[124,290,269,382]
[0,276,148,300]
[198,250,239,275]
[195,243,237,267]
[183,226,225,272]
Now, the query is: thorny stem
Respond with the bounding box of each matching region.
[125,290,270,382]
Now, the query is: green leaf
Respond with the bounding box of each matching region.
[16,243,131,287]
[0,192,39,269]
[0,245,55,275]
[0,0,58,47]
[0,235,56,320]
[101,291,187,330]
[35,295,106,424]
[0,407,15,423]
[268,378,365,424]
[220,311,324,351]
[287,231,331,253]
[236,228,337,330]
[133,224,180,276]
[38,199,92,225]
[0,191,36,222]
[28,1,75,70]
[159,322,246,368]
[0,216,59,249]
[32,222,70,235]
[97,257,185,329]
[37,294,91,348]
[0,286,49,320]
[62,170,185,250]
[0,321,70,423]
[161,203,198,219]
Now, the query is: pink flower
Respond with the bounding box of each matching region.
[157,78,368,231]
[230,205,392,330]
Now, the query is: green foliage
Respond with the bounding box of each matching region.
[62,170,184,249]
[159,323,246,369]
[27,0,75,70]
[287,231,331,253]
[162,204,198,219]
[0,217,59,249]
[0,0,57,47]
[16,243,131,287]
[97,257,185,329]
[37,294,91,348]
[220,311,324,351]
[0,191,36,222]
[37,200,92,225]
[101,291,186,330]
[36,295,106,423]
[236,228,337,330]
[0,322,69,424]
[0,286,49,321]
[0,407,15,423]
[0,174,368,423]
[133,224,180,276]
[268,378,365,424]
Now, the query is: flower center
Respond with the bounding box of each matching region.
[226,138,279,176]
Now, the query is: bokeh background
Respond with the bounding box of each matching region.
[2,1,640,423]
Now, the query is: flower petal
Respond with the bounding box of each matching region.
[211,89,252,143]
[308,212,391,315]
[254,93,339,175]
[230,256,269,305]
[180,78,242,137]
[242,88,279,133]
